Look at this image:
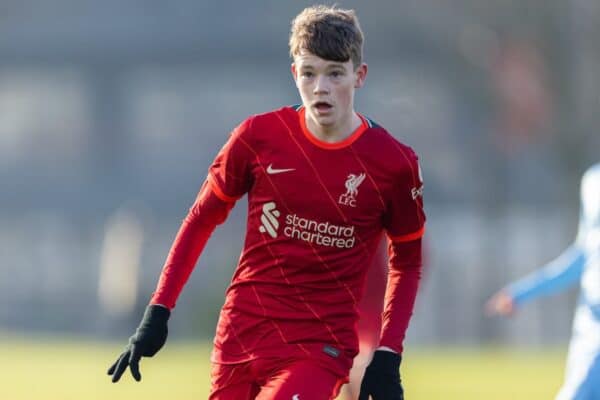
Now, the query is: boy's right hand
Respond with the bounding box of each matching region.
[107,305,171,382]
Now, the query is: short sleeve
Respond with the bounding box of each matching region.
[383,149,426,242]
[207,118,255,202]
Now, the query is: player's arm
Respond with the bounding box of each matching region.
[375,148,425,353]
[359,237,423,400]
[360,147,425,400]
[108,180,235,382]
[150,180,235,309]
[378,237,423,352]
[486,244,585,316]
[487,165,598,316]
[108,118,255,383]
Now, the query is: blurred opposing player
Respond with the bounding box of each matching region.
[108,5,426,400]
[486,163,600,400]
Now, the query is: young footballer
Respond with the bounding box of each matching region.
[108,5,425,400]
[487,163,600,400]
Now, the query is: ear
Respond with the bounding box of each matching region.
[291,63,299,86]
[354,63,368,89]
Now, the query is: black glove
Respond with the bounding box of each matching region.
[107,305,170,382]
[358,350,404,400]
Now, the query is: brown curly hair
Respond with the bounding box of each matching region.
[289,5,364,69]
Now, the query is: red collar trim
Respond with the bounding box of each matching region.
[298,106,367,150]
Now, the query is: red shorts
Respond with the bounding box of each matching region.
[209,357,346,400]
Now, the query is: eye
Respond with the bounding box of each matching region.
[330,70,344,78]
[301,71,314,78]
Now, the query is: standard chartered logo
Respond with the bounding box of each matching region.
[259,201,280,238]
[258,201,356,249]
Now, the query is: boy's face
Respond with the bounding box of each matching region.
[292,50,367,132]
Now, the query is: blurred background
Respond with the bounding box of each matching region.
[1,0,599,398]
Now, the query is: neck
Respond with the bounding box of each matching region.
[305,110,362,143]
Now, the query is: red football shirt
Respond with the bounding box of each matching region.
[151,105,425,374]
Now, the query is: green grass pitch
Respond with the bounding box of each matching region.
[0,335,565,399]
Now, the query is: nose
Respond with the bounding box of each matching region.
[313,74,330,95]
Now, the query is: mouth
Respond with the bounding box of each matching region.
[312,101,333,114]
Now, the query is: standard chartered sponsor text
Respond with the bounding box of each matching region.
[284,214,355,249]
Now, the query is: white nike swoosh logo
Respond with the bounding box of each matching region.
[266,164,295,174]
